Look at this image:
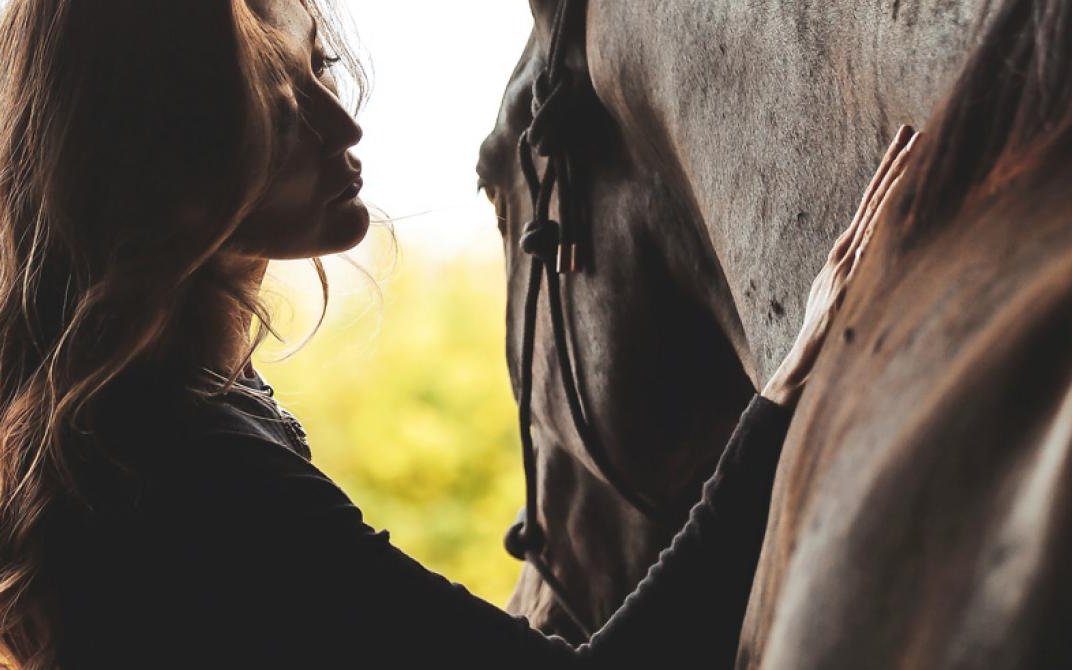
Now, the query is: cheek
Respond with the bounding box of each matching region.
[228,147,322,254]
[267,141,322,209]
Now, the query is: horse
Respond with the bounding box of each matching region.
[477,0,993,640]
[739,1,1072,665]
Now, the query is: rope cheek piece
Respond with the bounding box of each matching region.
[502,0,669,638]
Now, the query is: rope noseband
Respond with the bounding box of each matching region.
[503,0,667,637]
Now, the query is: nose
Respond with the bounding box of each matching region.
[311,87,363,158]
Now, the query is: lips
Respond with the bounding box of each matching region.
[333,181,361,203]
[327,169,363,204]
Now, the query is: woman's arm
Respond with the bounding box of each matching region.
[195,127,918,668]
[192,402,786,669]
[581,394,792,667]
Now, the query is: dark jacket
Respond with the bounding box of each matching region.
[44,370,790,669]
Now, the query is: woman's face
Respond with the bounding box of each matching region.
[230,0,368,260]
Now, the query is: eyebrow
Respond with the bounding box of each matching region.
[308,16,318,45]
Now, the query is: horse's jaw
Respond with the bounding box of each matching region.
[585,0,992,383]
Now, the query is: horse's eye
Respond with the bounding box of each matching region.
[478,179,497,204]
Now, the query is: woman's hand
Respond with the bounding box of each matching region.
[762,125,920,408]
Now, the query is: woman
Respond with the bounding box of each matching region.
[0,0,913,668]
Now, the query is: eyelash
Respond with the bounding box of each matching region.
[313,54,341,78]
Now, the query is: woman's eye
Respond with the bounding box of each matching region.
[312,53,341,78]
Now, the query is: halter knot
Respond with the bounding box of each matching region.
[520,218,560,265]
[504,511,546,561]
[528,69,572,157]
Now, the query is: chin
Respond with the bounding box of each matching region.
[320,198,371,254]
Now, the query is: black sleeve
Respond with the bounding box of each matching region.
[196,394,791,668]
[583,393,792,666]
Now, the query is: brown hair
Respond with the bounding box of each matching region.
[0,1,364,667]
[900,0,1072,236]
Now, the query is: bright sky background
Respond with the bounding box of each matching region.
[344,0,534,262]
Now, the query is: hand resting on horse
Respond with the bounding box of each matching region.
[763,125,919,408]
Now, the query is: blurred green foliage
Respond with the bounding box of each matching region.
[254,234,524,606]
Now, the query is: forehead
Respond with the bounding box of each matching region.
[246,0,315,42]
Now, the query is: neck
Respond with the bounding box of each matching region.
[586,0,989,381]
[143,254,269,381]
[211,254,269,377]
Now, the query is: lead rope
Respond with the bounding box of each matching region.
[503,0,668,638]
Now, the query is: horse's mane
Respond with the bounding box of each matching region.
[900,0,1072,238]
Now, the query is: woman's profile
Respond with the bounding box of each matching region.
[0,1,911,668]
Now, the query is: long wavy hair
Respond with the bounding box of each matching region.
[0,1,365,667]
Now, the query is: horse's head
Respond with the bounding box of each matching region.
[477,20,754,637]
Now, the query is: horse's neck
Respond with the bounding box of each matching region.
[587,0,991,382]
